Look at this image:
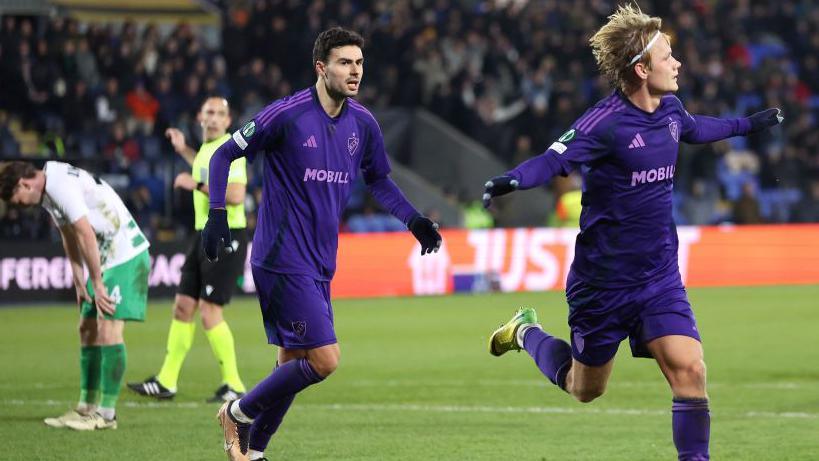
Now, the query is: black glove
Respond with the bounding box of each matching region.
[747,108,784,133]
[482,175,519,208]
[408,215,442,255]
[202,208,231,262]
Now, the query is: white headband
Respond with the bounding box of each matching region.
[628,30,662,66]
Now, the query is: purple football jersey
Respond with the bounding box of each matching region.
[209,87,419,280]
[509,91,751,288]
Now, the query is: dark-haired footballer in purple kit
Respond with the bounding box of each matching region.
[203,27,442,461]
[484,5,783,461]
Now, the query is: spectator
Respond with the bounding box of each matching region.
[125,81,159,134]
[2,3,819,240]
[733,181,763,224]
[103,121,140,171]
[682,179,719,225]
[96,77,127,124]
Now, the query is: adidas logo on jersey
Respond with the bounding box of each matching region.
[628,133,646,149]
[303,135,318,148]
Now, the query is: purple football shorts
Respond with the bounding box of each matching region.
[565,270,701,366]
[252,265,337,349]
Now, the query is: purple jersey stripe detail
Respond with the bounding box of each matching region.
[583,99,623,132]
[575,98,612,130]
[574,109,595,130]
[257,91,311,126]
[584,99,624,133]
[347,100,378,123]
[257,89,310,121]
[576,96,618,132]
[257,91,312,126]
[257,94,310,127]
[575,109,602,133]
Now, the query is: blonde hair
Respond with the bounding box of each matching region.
[589,3,665,95]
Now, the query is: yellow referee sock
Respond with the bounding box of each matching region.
[156,319,195,390]
[205,321,245,392]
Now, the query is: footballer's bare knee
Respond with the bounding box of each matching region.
[199,300,224,330]
[668,359,707,397]
[95,319,125,345]
[279,347,306,365]
[306,344,340,378]
[566,359,613,403]
[570,383,606,403]
[173,294,197,322]
[78,317,97,345]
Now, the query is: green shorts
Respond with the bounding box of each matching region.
[81,250,150,321]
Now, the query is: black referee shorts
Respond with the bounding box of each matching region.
[177,229,248,306]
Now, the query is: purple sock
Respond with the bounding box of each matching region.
[239,358,323,419]
[247,362,296,452]
[248,394,296,451]
[522,328,572,390]
[672,398,710,461]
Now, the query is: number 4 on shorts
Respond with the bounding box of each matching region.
[110,285,122,305]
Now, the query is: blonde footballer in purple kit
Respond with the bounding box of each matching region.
[202,27,442,461]
[483,5,783,460]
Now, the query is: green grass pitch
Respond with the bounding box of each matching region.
[2,285,818,460]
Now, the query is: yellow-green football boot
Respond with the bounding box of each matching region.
[489,308,539,356]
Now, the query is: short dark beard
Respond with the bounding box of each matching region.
[323,78,348,102]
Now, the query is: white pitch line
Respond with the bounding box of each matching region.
[343,379,819,391]
[3,399,817,420]
[1,380,816,391]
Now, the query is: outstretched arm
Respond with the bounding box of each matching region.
[482,154,569,208]
[681,107,783,144]
[483,112,614,208]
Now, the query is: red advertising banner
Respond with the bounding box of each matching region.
[325,224,819,298]
[3,225,818,304]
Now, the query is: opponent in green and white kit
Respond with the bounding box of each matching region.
[1,160,149,431]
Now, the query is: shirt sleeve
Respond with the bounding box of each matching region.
[359,117,392,185]
[367,177,420,225]
[210,100,288,207]
[358,114,419,224]
[671,96,751,144]
[508,115,612,189]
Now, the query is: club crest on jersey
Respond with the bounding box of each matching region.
[347,132,359,156]
[292,321,307,338]
[668,120,680,142]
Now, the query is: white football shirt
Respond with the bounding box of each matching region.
[41,161,150,269]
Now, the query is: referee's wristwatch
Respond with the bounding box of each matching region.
[195,182,206,192]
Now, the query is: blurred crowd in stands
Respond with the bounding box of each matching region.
[2,0,819,242]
